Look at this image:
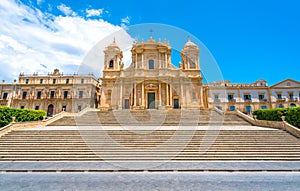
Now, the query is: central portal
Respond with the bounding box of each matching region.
[148,92,155,109]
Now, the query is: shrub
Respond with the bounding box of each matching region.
[285,107,300,128]
[253,108,287,121]
[253,107,300,128]
[0,107,46,128]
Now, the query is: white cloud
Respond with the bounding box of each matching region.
[57,4,76,16]
[121,16,130,24]
[86,8,103,17]
[0,0,129,82]
[37,0,44,5]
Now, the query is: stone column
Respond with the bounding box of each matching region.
[200,86,204,107]
[142,82,145,107]
[135,53,138,69]
[159,82,162,106]
[142,53,144,68]
[170,84,173,106]
[132,83,134,106]
[181,83,184,108]
[159,53,161,68]
[134,82,137,106]
[119,81,123,109]
[165,53,167,68]
[166,83,169,106]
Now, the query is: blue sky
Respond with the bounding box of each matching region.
[0,0,299,85]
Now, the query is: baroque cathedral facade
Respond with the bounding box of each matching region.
[0,37,299,115]
[100,37,204,110]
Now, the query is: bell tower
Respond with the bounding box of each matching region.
[180,38,200,72]
[103,38,123,75]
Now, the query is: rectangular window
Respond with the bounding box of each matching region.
[66,79,69,84]
[289,93,294,99]
[22,92,27,99]
[81,79,84,84]
[79,91,83,99]
[277,93,282,99]
[149,60,154,69]
[258,94,264,100]
[50,91,55,99]
[229,105,236,111]
[53,79,56,84]
[228,94,234,100]
[261,105,267,109]
[2,92,8,100]
[40,79,43,84]
[244,94,251,100]
[64,91,68,99]
[37,91,42,99]
[62,105,67,111]
[78,105,82,111]
[214,94,220,102]
[35,106,39,110]
[25,79,29,84]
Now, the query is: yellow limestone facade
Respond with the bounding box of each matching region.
[100,37,204,110]
[0,69,99,116]
[0,38,299,115]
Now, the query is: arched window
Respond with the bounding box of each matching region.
[278,104,284,108]
[107,90,112,100]
[290,103,296,108]
[190,61,195,68]
[148,60,154,69]
[109,60,114,68]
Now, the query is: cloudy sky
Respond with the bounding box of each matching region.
[0,0,299,84]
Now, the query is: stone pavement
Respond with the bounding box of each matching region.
[1,161,300,172]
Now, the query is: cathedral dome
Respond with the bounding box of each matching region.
[183,38,199,49]
[106,38,120,51]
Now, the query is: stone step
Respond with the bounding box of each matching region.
[1,154,300,159]
[47,110,252,126]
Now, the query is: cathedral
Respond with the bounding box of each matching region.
[100,37,204,110]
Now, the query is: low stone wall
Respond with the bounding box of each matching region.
[0,111,72,137]
[236,110,300,138]
[0,121,44,137]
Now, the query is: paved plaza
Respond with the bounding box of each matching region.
[1,172,300,191]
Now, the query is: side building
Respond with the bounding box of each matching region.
[206,78,300,113]
[0,69,100,116]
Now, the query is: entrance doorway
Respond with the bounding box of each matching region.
[246,105,252,113]
[174,99,179,109]
[148,93,155,109]
[47,104,54,116]
[124,99,130,109]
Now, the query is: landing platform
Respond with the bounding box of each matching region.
[24,125,276,131]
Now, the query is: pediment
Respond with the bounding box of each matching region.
[271,79,300,88]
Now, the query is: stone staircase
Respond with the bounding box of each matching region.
[48,109,251,126]
[0,128,300,161]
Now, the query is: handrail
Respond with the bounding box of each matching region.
[214,106,224,115]
[236,110,255,122]
[44,111,69,126]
